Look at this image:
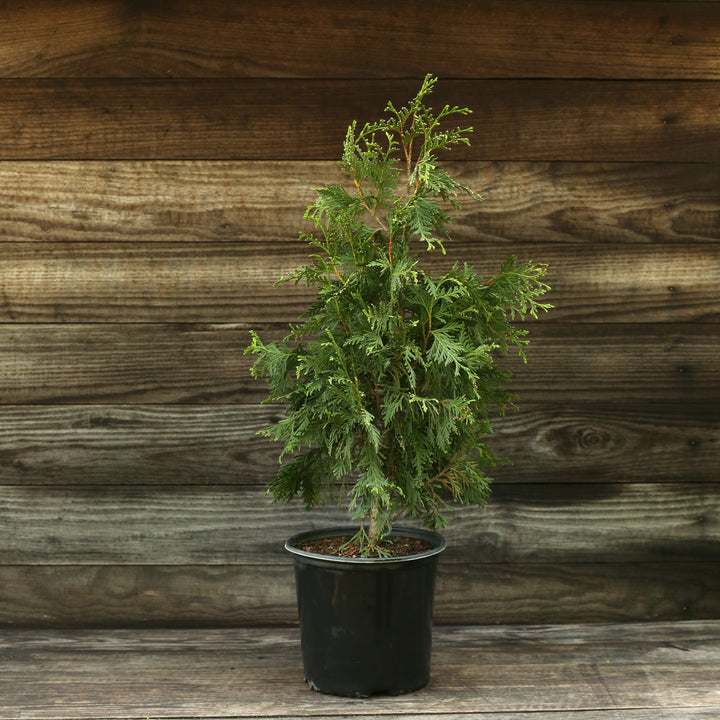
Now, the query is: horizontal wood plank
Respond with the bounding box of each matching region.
[2,161,718,245]
[2,240,719,323]
[0,323,717,404]
[1,561,718,627]
[2,1,720,79]
[0,404,717,486]
[1,80,718,160]
[1,483,717,565]
[0,405,280,485]
[1,623,719,717]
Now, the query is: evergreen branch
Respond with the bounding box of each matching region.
[245,75,551,552]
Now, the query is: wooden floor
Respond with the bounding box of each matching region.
[1,621,718,719]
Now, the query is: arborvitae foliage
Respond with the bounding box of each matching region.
[246,76,551,554]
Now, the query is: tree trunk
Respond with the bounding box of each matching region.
[368,494,381,546]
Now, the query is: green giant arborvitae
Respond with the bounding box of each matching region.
[246,75,551,554]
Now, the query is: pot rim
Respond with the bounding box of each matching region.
[284,525,446,565]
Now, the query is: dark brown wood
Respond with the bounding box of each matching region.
[0,323,251,405]
[2,1,719,80]
[2,239,718,323]
[1,623,718,717]
[1,403,716,487]
[500,322,720,405]
[0,405,282,486]
[3,162,718,245]
[1,322,716,404]
[2,160,718,324]
[1,80,718,160]
[490,404,720,484]
[1,482,716,565]
[1,561,718,627]
[435,561,720,625]
[1,0,717,642]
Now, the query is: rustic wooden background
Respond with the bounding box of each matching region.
[1,0,718,628]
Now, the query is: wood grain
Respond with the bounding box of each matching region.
[0,405,282,486]
[0,404,716,486]
[2,1,719,79]
[0,323,250,404]
[2,160,718,323]
[2,240,718,323]
[2,161,718,245]
[0,323,716,404]
[2,0,718,642]
[1,561,718,627]
[1,483,716,565]
[0,80,718,160]
[1,623,719,717]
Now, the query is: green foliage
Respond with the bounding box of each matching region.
[246,75,551,553]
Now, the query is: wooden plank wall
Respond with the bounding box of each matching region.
[0,1,718,628]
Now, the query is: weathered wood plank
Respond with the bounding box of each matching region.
[221,714,720,720]
[489,404,720,484]
[0,404,717,487]
[0,405,281,486]
[0,323,716,404]
[2,240,719,323]
[1,80,718,160]
[1,561,718,627]
[0,323,249,405]
[4,622,720,667]
[1,623,719,717]
[435,561,720,625]
[2,1,720,79]
[1,483,717,565]
[2,162,718,245]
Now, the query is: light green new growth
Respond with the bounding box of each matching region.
[246,75,551,554]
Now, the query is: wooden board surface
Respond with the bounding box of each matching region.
[1,482,716,565]
[2,240,719,323]
[1,1,718,80]
[1,403,716,486]
[1,623,718,717]
[2,160,718,324]
[0,0,720,79]
[1,560,718,627]
[2,161,718,245]
[1,0,718,634]
[0,322,716,404]
[1,80,718,160]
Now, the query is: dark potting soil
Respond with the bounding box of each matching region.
[298,535,433,558]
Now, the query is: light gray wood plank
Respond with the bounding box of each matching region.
[1,623,718,717]
[0,483,717,565]
[125,713,720,720]
[1,561,718,628]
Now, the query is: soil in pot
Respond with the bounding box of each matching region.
[297,533,433,558]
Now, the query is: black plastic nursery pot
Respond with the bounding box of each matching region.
[284,526,446,697]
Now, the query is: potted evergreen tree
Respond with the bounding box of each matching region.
[246,75,551,697]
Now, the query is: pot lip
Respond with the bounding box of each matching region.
[284,525,446,565]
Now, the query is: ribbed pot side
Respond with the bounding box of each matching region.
[285,526,446,697]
